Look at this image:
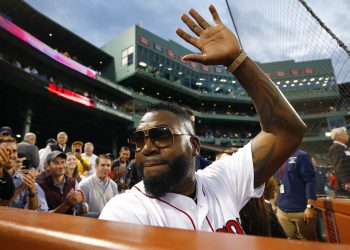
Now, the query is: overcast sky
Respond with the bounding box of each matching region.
[25,0,350,65]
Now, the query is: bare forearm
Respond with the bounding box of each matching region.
[232,57,306,136]
[232,57,307,187]
[51,200,71,214]
[27,195,39,210]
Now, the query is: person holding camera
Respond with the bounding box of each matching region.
[71,141,91,177]
[0,137,39,210]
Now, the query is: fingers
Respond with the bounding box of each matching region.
[182,54,205,63]
[176,28,197,47]
[181,14,203,37]
[188,8,210,30]
[209,5,221,24]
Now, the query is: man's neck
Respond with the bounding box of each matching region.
[52,175,65,185]
[97,175,108,183]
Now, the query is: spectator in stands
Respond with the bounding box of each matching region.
[121,159,143,190]
[82,142,98,176]
[0,140,15,203]
[311,157,327,195]
[38,138,57,172]
[17,132,39,168]
[111,146,130,192]
[65,152,81,183]
[275,149,317,240]
[51,132,71,153]
[0,126,13,138]
[0,137,38,210]
[80,154,118,217]
[71,141,91,177]
[36,151,87,215]
[329,127,350,196]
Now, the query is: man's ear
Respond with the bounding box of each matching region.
[190,136,200,156]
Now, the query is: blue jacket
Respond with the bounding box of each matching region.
[275,149,316,212]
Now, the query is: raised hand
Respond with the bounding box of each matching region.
[176,5,240,66]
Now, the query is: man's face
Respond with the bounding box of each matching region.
[84,144,94,155]
[119,149,130,163]
[339,131,350,144]
[48,157,66,177]
[135,110,196,198]
[26,135,36,145]
[57,133,68,146]
[1,142,17,169]
[96,158,112,180]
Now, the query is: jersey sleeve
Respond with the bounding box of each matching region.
[198,141,264,211]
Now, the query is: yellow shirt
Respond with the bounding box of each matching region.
[76,157,91,176]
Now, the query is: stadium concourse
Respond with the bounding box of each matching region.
[0,0,350,247]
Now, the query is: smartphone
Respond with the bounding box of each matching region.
[22,159,31,169]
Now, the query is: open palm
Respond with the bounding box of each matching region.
[176,5,241,67]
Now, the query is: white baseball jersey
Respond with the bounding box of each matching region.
[99,142,264,233]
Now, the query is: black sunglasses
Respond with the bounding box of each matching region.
[128,126,191,152]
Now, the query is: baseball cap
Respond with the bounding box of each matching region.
[0,126,13,135]
[46,138,57,144]
[46,151,67,163]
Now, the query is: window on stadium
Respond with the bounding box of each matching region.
[122,46,134,66]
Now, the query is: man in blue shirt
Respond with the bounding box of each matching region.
[275,149,317,240]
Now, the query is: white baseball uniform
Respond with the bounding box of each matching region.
[99,142,264,233]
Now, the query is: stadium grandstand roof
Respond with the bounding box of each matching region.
[0,0,113,69]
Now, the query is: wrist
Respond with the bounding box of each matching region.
[306,204,316,209]
[227,50,247,73]
[28,189,37,197]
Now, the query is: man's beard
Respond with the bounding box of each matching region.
[139,154,192,199]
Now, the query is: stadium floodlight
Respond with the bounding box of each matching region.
[299,83,303,86]
[310,78,315,81]
[283,85,287,87]
[168,67,172,71]
[291,84,295,87]
[232,80,236,83]
[276,81,280,85]
[156,92,160,95]
[303,79,307,82]
[316,81,320,84]
[293,80,298,83]
[159,64,163,67]
[139,62,147,67]
[99,61,103,64]
[16,134,21,138]
[196,82,202,86]
[319,77,323,80]
[325,132,331,137]
[178,72,183,75]
[323,83,327,86]
[215,87,220,91]
[213,78,217,81]
[307,82,311,85]
[286,80,290,83]
[49,33,53,37]
[220,79,227,82]
[199,78,205,81]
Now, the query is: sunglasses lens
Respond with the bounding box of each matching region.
[149,127,173,148]
[129,131,145,151]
